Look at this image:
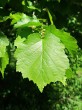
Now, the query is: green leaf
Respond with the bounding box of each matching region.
[17,27,32,38]
[27,1,41,12]
[1,52,9,75]
[46,8,53,25]
[45,25,78,55]
[57,0,61,3]
[0,32,9,76]
[66,68,75,79]
[76,67,82,76]
[10,13,23,25]
[10,13,42,28]
[14,30,69,92]
[0,16,9,22]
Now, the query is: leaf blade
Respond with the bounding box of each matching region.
[15,30,69,92]
[45,25,78,55]
[0,32,9,76]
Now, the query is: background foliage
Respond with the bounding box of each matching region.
[0,0,82,110]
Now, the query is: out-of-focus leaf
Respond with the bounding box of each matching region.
[76,67,82,76]
[66,68,75,79]
[10,13,42,28]
[0,32,9,76]
[0,16,9,22]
